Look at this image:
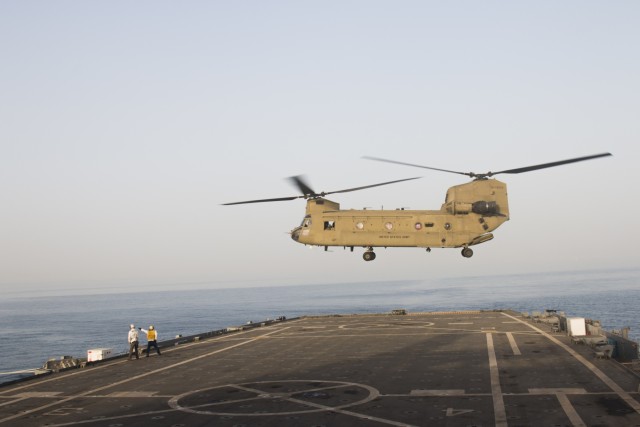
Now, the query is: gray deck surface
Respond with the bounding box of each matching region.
[2,311,640,426]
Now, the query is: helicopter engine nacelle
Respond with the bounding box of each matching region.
[442,179,509,218]
[445,201,500,215]
[472,201,499,215]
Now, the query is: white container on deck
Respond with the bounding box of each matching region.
[87,348,113,362]
[567,318,586,336]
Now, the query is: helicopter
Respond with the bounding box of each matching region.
[223,153,612,261]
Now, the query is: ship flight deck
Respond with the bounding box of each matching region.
[1,311,640,426]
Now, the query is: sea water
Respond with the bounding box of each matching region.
[1,268,638,385]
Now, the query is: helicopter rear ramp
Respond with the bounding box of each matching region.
[1,310,639,426]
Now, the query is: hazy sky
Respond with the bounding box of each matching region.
[1,2,638,293]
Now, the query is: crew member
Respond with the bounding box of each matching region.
[127,324,139,360]
[139,325,162,357]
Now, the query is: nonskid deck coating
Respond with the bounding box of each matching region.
[1,311,640,426]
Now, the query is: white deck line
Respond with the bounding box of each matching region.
[0,327,289,425]
[506,332,522,355]
[556,391,587,427]
[486,333,508,427]
[0,319,303,396]
[501,312,640,414]
[0,397,28,408]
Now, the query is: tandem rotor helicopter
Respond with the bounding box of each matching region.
[224,153,612,261]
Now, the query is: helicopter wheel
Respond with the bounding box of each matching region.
[363,251,376,262]
[461,247,473,258]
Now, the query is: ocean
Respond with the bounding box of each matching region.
[1,267,639,385]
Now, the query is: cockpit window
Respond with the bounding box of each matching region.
[301,217,311,227]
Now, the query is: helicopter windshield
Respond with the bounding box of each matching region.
[300,216,311,227]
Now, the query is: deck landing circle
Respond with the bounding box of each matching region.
[338,321,435,329]
[168,380,380,416]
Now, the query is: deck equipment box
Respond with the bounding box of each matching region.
[87,348,113,362]
[567,318,586,336]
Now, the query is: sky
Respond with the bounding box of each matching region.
[1,1,638,294]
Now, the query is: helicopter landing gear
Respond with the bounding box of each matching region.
[461,247,474,258]
[363,248,376,261]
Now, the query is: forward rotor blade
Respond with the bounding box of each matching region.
[288,175,316,196]
[223,176,420,206]
[363,156,471,177]
[325,177,421,196]
[222,195,303,205]
[491,152,612,175]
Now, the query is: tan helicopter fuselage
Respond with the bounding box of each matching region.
[291,179,509,249]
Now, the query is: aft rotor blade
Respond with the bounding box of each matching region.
[491,153,612,176]
[363,156,472,177]
[325,177,421,196]
[222,195,303,205]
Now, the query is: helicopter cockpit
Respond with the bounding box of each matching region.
[291,216,311,242]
